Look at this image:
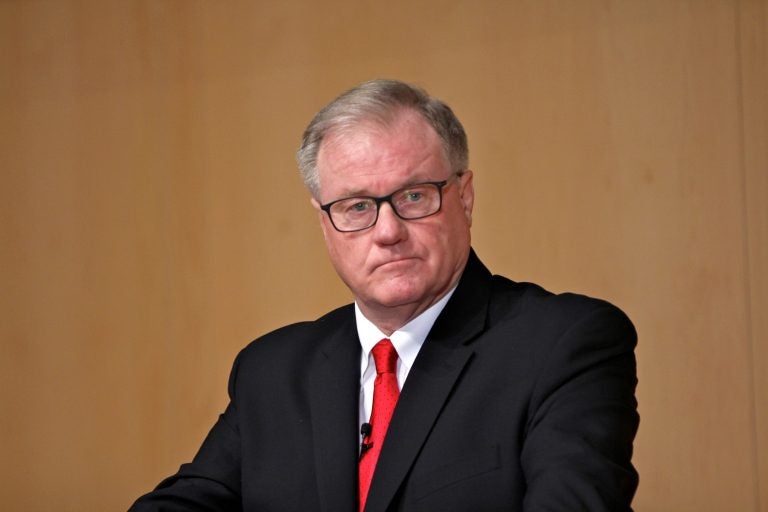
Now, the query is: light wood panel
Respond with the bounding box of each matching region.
[739,0,768,508]
[1,1,765,510]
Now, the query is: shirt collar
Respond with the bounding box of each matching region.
[355,286,457,374]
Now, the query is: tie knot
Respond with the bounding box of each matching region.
[371,338,398,375]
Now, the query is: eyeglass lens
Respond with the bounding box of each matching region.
[329,182,443,231]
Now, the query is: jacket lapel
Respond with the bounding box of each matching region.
[308,309,361,512]
[363,250,493,512]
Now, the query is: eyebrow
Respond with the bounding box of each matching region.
[334,175,440,200]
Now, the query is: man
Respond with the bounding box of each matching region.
[131,79,639,511]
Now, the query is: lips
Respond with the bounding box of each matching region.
[373,256,418,272]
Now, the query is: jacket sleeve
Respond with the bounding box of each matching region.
[128,355,245,512]
[521,303,639,511]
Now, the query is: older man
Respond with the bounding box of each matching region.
[131,79,639,511]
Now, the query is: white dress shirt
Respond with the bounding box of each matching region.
[356,287,456,428]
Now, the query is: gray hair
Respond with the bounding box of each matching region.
[296,79,468,197]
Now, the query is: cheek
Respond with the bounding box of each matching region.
[325,234,365,273]
[326,237,348,265]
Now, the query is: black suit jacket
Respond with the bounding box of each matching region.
[131,250,638,511]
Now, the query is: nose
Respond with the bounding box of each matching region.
[372,202,408,245]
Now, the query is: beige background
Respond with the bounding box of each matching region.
[1,1,766,511]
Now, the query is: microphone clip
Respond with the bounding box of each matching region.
[360,423,373,458]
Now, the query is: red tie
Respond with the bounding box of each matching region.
[359,338,400,511]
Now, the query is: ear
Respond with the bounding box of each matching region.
[310,197,332,238]
[458,171,475,226]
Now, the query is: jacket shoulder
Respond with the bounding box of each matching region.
[233,303,355,369]
[487,274,635,338]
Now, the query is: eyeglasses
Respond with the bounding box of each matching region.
[319,175,460,232]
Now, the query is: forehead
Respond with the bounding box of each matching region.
[316,111,449,199]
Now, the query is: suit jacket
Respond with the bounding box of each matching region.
[131,250,639,511]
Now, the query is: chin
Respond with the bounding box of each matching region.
[371,284,426,308]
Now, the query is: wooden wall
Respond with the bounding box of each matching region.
[1,1,765,510]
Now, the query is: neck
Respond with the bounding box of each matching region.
[357,303,424,336]
[356,281,461,336]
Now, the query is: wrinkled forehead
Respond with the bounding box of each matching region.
[319,118,393,162]
[315,113,450,199]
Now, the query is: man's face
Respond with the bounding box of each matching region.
[312,109,474,329]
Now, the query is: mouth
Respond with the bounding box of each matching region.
[373,256,418,272]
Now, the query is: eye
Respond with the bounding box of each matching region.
[405,191,424,202]
[341,199,374,215]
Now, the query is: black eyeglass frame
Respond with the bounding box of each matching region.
[319,176,459,233]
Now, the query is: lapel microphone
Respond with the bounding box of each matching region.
[360,423,373,457]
